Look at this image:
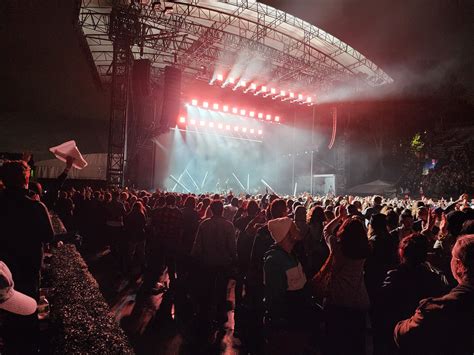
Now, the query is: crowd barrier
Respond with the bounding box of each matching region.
[48,245,134,354]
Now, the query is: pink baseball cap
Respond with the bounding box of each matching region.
[0,261,37,315]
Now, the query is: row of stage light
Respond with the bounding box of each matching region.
[186,100,281,123]
[210,74,314,106]
[177,116,264,136]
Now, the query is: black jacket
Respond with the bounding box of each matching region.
[247,224,273,287]
[0,188,54,297]
[395,283,474,355]
[373,262,449,353]
[364,232,399,302]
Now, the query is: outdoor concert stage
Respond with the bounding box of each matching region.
[78,0,393,192]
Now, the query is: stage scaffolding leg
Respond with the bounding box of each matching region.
[310,105,315,195]
[106,4,140,186]
[106,42,132,186]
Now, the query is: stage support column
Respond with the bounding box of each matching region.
[310,105,316,195]
[291,109,296,195]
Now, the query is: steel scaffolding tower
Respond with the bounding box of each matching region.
[106,4,140,185]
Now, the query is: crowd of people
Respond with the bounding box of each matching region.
[419,148,473,196]
[400,141,474,197]
[0,157,473,354]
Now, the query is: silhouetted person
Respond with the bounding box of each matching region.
[395,234,474,354]
[0,160,54,354]
[151,194,183,288]
[373,233,448,354]
[192,200,236,328]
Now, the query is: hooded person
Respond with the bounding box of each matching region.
[0,261,38,315]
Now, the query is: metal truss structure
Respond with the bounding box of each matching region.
[79,0,393,91]
[78,0,393,185]
[105,5,139,185]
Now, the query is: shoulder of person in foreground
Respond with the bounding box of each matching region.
[394,288,472,350]
[31,199,55,242]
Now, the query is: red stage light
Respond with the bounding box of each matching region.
[213,103,219,110]
[179,116,186,123]
[217,74,224,81]
[191,99,198,106]
[275,116,280,122]
[261,86,267,93]
[266,114,272,120]
[223,105,229,112]
[190,119,196,125]
[258,129,263,135]
[250,128,255,134]
[289,92,295,98]
[258,113,263,119]
[298,94,304,100]
[240,109,246,116]
[239,80,246,87]
[232,107,238,114]
[225,124,231,130]
[250,83,257,90]
[280,90,286,96]
[249,111,255,117]
[203,101,209,108]
[218,123,223,129]
[306,97,312,103]
[242,127,247,133]
[270,88,276,94]
[229,77,235,84]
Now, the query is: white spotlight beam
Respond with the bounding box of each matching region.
[172,170,185,192]
[185,169,200,191]
[201,171,209,190]
[247,174,250,192]
[232,172,246,192]
[170,174,191,193]
[294,182,298,197]
[261,179,277,195]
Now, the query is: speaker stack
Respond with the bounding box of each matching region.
[160,66,182,132]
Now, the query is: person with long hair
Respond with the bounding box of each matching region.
[305,206,328,277]
[197,197,211,219]
[315,206,370,355]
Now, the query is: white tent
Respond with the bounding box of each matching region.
[35,153,107,180]
[347,179,396,196]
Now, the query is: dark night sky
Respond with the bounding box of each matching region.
[263,0,473,94]
[0,0,472,155]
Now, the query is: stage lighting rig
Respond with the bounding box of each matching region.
[263,87,276,98]
[208,74,314,106]
[281,92,294,102]
[255,86,267,96]
[290,93,304,104]
[233,80,246,91]
[244,83,258,93]
[185,99,282,123]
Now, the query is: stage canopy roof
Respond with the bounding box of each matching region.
[79,0,393,95]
